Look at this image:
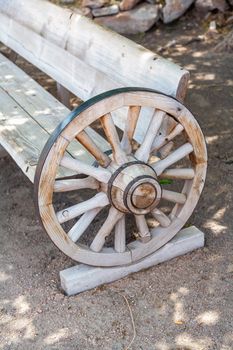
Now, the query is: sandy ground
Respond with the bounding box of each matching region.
[0,10,233,350]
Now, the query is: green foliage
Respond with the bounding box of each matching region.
[159,179,173,185]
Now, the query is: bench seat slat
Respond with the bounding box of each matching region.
[0,86,52,182]
[0,53,109,182]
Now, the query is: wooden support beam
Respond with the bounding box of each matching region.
[0,0,189,102]
[8,50,18,63]
[60,226,205,296]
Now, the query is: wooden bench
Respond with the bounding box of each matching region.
[0,0,207,268]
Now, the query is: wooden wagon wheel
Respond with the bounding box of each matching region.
[34,88,207,267]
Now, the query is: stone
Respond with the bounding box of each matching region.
[206,20,219,38]
[60,0,75,4]
[119,0,142,11]
[195,0,228,13]
[92,4,119,17]
[81,0,109,10]
[162,0,194,24]
[95,3,160,35]
[60,226,205,296]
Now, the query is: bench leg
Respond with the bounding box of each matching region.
[56,83,71,109]
[9,50,18,63]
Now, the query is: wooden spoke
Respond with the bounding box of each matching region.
[114,216,126,253]
[60,155,111,183]
[121,106,141,154]
[162,189,186,204]
[68,208,101,242]
[100,113,128,165]
[152,142,193,176]
[152,123,184,152]
[160,168,195,180]
[166,123,184,141]
[54,176,99,192]
[90,207,123,252]
[159,141,174,159]
[56,192,109,224]
[150,115,171,153]
[152,208,171,227]
[76,130,111,167]
[135,215,151,243]
[135,110,165,162]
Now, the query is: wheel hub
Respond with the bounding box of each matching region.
[108,161,161,214]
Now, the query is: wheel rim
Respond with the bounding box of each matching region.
[34,88,207,267]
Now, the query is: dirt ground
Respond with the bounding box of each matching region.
[0,9,233,350]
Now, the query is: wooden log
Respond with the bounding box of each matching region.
[60,226,205,295]
[0,0,189,102]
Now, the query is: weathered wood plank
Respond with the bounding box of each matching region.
[0,53,110,180]
[0,87,51,182]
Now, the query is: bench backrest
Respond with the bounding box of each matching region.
[0,0,189,103]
